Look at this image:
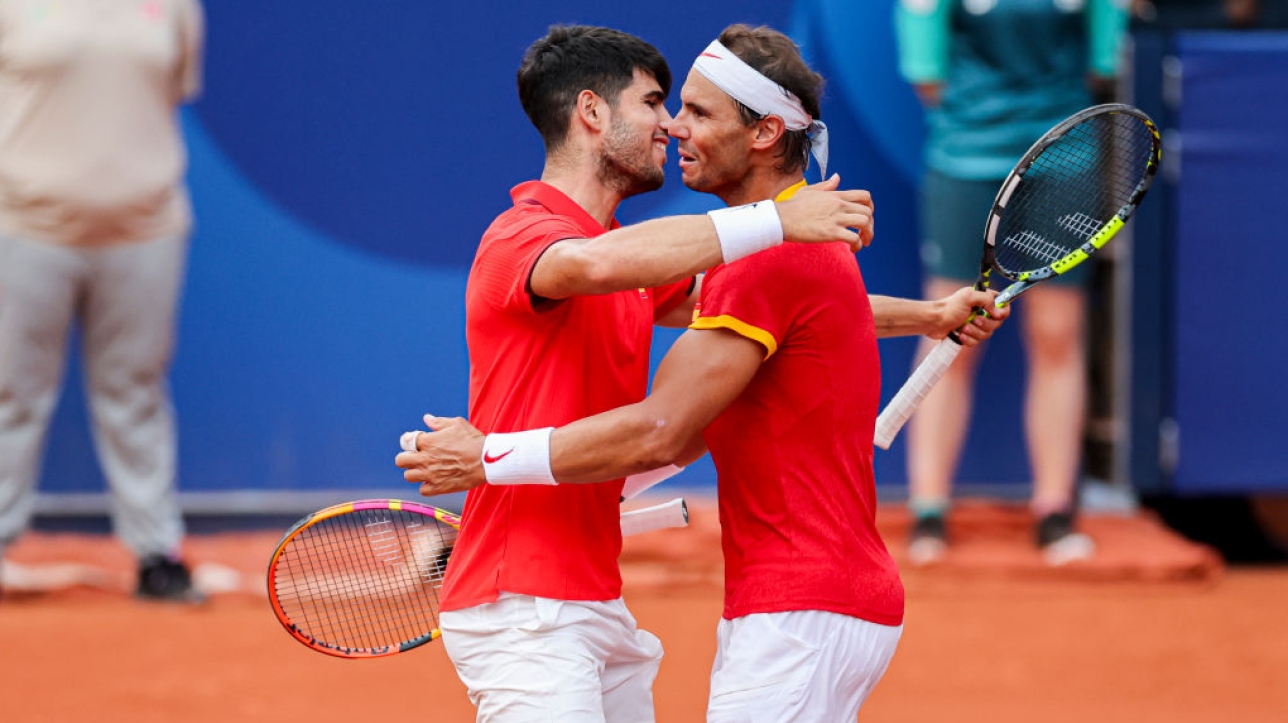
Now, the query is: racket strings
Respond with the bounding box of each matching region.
[293,513,443,648]
[273,508,457,652]
[994,113,1156,275]
[1001,229,1069,266]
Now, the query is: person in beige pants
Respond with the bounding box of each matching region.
[0,0,205,602]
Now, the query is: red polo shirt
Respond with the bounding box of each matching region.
[691,182,905,626]
[440,181,691,611]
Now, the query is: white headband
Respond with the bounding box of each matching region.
[691,40,829,177]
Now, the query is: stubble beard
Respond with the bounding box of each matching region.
[681,159,736,201]
[597,121,665,198]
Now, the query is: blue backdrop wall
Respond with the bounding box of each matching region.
[41,0,1034,505]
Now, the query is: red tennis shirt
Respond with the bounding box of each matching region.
[691,182,905,626]
[440,181,692,612]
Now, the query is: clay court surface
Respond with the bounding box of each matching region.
[3,500,1286,722]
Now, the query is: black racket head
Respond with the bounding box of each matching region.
[266,499,460,658]
[982,103,1161,285]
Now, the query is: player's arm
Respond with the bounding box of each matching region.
[895,0,949,109]
[870,287,1009,346]
[548,327,757,482]
[530,176,874,300]
[396,327,761,494]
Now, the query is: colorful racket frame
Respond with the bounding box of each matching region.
[267,498,460,659]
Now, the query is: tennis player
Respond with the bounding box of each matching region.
[421,24,879,722]
[400,24,1007,721]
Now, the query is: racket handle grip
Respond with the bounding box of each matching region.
[874,337,963,450]
[620,497,690,537]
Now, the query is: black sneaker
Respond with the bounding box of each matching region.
[136,555,206,603]
[908,514,948,566]
[1036,511,1095,566]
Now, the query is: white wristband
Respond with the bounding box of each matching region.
[482,428,557,485]
[708,200,784,263]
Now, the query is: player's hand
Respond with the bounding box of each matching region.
[776,174,874,252]
[395,414,487,496]
[931,287,1011,346]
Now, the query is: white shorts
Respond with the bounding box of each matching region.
[440,592,663,723]
[707,610,903,722]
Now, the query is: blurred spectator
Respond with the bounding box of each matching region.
[894,0,1128,566]
[0,0,206,602]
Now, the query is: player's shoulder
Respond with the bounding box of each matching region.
[481,201,581,248]
[720,241,854,279]
[484,197,551,234]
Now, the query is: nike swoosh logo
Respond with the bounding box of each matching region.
[483,448,514,464]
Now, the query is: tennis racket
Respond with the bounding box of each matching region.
[874,103,1161,450]
[267,496,689,658]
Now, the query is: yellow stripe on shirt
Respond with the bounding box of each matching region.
[775,180,807,202]
[689,315,778,359]
[686,181,804,358]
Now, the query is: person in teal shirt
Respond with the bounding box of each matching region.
[894,0,1128,565]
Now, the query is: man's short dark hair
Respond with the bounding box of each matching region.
[718,24,824,175]
[517,25,671,153]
